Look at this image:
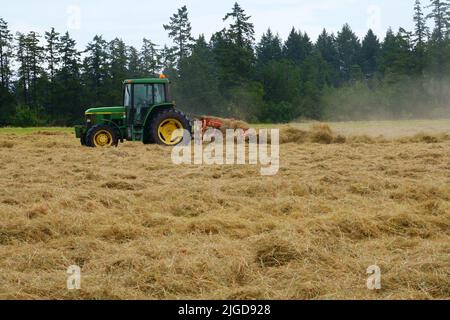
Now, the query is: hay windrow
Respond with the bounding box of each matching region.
[278,124,344,144]
[213,118,449,145]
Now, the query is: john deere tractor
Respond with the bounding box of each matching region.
[75,76,192,147]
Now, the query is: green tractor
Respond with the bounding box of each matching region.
[75,76,192,147]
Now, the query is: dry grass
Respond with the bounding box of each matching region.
[0,123,449,300]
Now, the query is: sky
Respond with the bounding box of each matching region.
[1,0,419,49]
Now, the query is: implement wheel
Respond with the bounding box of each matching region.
[86,125,119,148]
[149,109,191,146]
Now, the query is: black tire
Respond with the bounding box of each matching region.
[148,108,192,146]
[86,125,119,148]
[80,134,88,146]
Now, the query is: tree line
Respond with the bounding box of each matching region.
[0,0,450,126]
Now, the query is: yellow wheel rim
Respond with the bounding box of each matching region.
[158,118,184,145]
[93,130,113,147]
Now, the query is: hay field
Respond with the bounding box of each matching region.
[0,121,449,300]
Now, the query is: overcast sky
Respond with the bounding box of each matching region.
[2,0,418,49]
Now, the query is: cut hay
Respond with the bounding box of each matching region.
[0,123,449,300]
[398,132,450,144]
[200,118,450,147]
[279,127,309,144]
[279,124,345,144]
[255,237,300,268]
[101,181,136,191]
[309,123,334,144]
[35,131,66,136]
[220,119,250,131]
[0,141,14,148]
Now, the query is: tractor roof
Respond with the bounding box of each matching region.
[123,78,170,85]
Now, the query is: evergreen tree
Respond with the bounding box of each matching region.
[159,44,177,77]
[15,31,45,109]
[15,33,29,105]
[0,18,14,125]
[223,2,255,48]
[256,28,283,66]
[127,46,141,78]
[260,60,301,104]
[0,18,13,90]
[45,28,61,84]
[361,29,380,78]
[301,50,331,91]
[413,0,429,74]
[210,30,233,87]
[82,35,109,105]
[380,28,399,76]
[56,32,81,121]
[315,29,339,85]
[380,28,416,77]
[298,51,331,119]
[336,24,362,81]
[163,5,194,63]
[315,29,337,64]
[215,3,255,86]
[0,86,14,125]
[427,0,450,42]
[258,60,301,122]
[413,0,429,47]
[177,35,222,116]
[425,0,450,104]
[140,38,161,77]
[212,3,260,119]
[283,27,313,65]
[45,27,62,115]
[107,38,128,104]
[426,0,450,76]
[26,32,45,108]
[211,30,252,87]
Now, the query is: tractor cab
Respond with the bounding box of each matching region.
[122,77,174,141]
[124,77,171,126]
[75,76,191,147]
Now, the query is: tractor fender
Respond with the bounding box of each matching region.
[143,103,175,129]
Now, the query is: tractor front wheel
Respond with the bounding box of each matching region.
[80,134,88,146]
[149,109,192,146]
[86,125,119,148]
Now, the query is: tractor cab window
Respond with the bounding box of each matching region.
[134,84,154,108]
[124,84,131,108]
[154,84,166,104]
[133,84,153,123]
[130,83,167,124]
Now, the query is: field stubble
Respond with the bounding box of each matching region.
[0,123,449,300]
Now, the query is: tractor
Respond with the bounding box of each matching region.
[74,76,192,147]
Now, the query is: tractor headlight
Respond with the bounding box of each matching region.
[86,114,95,125]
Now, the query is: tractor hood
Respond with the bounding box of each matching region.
[85,106,125,115]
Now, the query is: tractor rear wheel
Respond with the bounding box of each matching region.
[86,125,119,148]
[149,108,192,146]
